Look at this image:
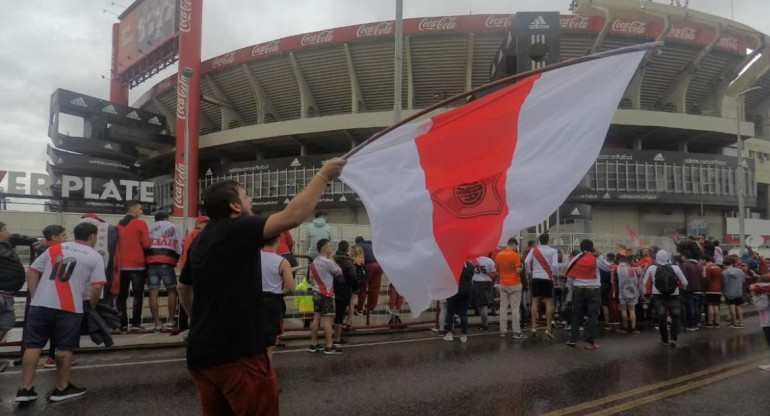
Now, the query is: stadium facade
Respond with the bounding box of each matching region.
[46,0,770,246]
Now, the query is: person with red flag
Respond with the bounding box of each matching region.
[565,239,611,349]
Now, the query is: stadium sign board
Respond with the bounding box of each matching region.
[0,171,154,203]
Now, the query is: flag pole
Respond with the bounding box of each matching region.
[341,41,661,160]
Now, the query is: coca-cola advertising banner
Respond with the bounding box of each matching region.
[116,0,178,75]
[134,14,751,107]
[608,18,745,52]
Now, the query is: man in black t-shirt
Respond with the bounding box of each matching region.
[178,158,345,416]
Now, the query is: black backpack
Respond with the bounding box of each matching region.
[654,265,679,296]
[354,264,367,288]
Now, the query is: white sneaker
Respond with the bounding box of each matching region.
[759,364,770,371]
[499,332,507,338]
[460,335,467,343]
[443,332,454,342]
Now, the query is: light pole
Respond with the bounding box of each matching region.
[182,67,194,235]
[393,0,403,123]
[736,86,762,254]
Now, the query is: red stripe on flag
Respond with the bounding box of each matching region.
[415,74,540,281]
[48,244,76,313]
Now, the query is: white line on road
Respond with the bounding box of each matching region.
[0,331,495,374]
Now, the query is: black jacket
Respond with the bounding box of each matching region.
[333,252,358,296]
[0,241,25,293]
[82,301,122,347]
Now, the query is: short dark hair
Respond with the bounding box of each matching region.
[355,236,364,243]
[42,225,66,241]
[538,233,549,245]
[317,238,330,253]
[338,240,349,253]
[263,235,279,246]
[701,255,714,263]
[73,222,98,241]
[606,253,615,261]
[723,256,735,266]
[315,211,327,218]
[202,180,242,220]
[579,239,595,253]
[507,237,518,246]
[154,210,170,221]
[527,240,535,247]
[713,240,720,247]
[124,200,142,212]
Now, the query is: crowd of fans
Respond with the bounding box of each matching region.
[4,197,770,405]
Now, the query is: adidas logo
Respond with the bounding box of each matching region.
[70,97,88,107]
[205,168,213,176]
[104,144,113,150]
[127,111,141,120]
[570,207,581,216]
[528,15,550,30]
[283,198,290,204]
[602,192,611,199]
[506,32,513,48]
[57,158,63,164]
[148,116,161,125]
[290,158,301,167]
[339,195,347,202]
[102,105,118,115]
[653,153,665,162]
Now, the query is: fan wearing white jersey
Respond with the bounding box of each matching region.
[471,255,497,331]
[260,234,295,363]
[524,233,559,339]
[17,223,106,403]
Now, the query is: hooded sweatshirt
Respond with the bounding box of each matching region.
[305,217,331,259]
[116,215,151,270]
[642,250,688,296]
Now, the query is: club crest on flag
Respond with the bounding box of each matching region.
[431,173,504,219]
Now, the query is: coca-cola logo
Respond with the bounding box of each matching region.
[212,52,235,69]
[300,30,334,46]
[611,19,648,35]
[356,21,394,38]
[179,0,192,33]
[484,15,514,28]
[418,16,457,31]
[560,15,591,30]
[176,76,188,120]
[718,36,740,50]
[251,40,281,57]
[174,162,185,209]
[668,26,697,41]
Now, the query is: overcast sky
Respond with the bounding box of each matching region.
[0,0,767,179]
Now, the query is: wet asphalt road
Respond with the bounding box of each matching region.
[1,317,768,416]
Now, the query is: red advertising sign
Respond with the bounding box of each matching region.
[134,13,750,106]
[116,0,178,75]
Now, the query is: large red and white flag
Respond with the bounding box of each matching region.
[340,51,646,314]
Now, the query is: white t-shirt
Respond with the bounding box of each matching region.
[261,250,286,295]
[30,241,106,313]
[310,255,341,297]
[471,256,496,282]
[524,245,560,281]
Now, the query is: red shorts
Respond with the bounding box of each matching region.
[190,354,279,416]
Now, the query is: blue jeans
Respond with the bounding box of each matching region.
[147,263,178,289]
[446,291,471,334]
[682,292,700,328]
